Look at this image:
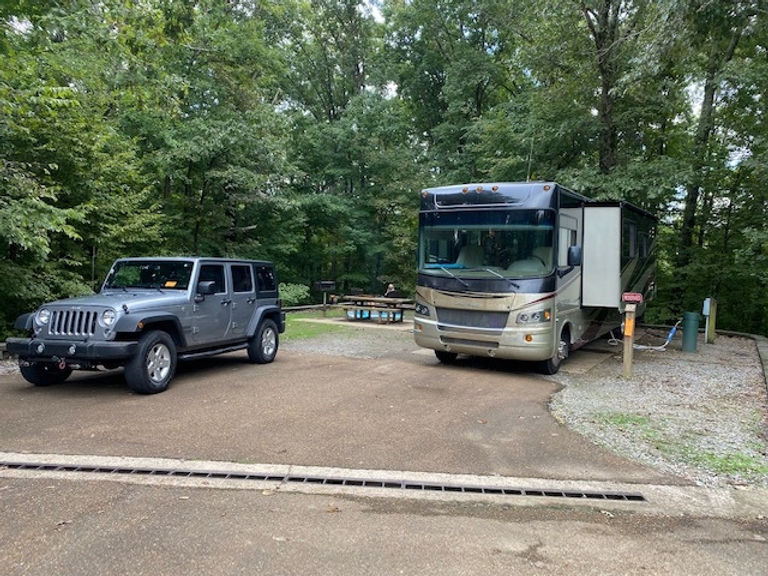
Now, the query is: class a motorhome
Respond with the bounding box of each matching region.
[413,181,657,373]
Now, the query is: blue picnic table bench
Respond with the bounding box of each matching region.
[341,295,412,323]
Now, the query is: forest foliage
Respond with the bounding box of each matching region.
[1,0,767,336]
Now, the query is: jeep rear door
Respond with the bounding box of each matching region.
[228,263,256,339]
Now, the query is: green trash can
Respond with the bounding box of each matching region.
[682,312,699,352]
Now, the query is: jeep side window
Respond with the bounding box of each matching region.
[255,266,276,293]
[231,265,253,293]
[199,264,226,294]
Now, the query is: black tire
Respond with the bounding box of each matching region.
[20,363,72,386]
[541,328,570,375]
[248,319,279,364]
[434,350,459,364]
[124,330,177,394]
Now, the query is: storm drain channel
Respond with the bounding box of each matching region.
[0,460,646,503]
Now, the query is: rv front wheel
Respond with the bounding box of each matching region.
[435,350,458,364]
[541,329,569,375]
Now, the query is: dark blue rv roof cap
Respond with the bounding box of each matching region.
[420,181,586,211]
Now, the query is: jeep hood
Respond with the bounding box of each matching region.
[44,290,189,310]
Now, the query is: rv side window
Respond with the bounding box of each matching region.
[622,221,638,263]
[558,228,577,266]
[639,233,649,259]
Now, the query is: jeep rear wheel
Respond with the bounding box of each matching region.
[248,319,278,364]
[125,330,177,394]
[20,363,72,386]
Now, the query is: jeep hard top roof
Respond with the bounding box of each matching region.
[113,256,274,266]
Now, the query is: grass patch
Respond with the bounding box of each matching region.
[593,412,768,479]
[594,412,652,429]
[684,451,768,476]
[282,309,351,341]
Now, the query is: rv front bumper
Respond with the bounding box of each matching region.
[412,318,555,361]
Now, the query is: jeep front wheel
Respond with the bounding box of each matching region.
[125,330,177,394]
[20,363,72,386]
[248,319,278,364]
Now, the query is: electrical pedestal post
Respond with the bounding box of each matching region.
[702,297,717,344]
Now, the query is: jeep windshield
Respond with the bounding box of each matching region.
[104,260,194,290]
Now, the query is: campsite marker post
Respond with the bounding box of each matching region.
[621,292,643,379]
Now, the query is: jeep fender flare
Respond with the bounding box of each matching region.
[246,305,283,338]
[113,314,187,347]
[14,313,34,332]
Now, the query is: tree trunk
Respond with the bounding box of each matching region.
[677,29,742,270]
[580,0,622,175]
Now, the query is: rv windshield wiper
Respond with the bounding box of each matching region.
[438,266,470,289]
[482,268,520,290]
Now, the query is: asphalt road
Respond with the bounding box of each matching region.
[1,327,767,575]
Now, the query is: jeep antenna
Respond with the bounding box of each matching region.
[526,137,534,182]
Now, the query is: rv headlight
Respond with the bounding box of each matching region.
[516,308,551,324]
[101,309,117,327]
[35,308,51,326]
[414,303,430,317]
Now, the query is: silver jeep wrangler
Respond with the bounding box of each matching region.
[6,257,285,394]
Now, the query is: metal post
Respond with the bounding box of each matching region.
[706,299,717,344]
[322,292,327,317]
[623,303,636,379]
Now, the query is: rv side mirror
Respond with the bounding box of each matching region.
[568,245,582,267]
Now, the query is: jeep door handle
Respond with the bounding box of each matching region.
[221,299,232,306]
[247,297,256,304]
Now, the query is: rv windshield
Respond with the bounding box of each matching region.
[419,209,555,279]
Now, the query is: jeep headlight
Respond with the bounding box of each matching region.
[516,308,551,324]
[102,309,117,327]
[35,308,51,325]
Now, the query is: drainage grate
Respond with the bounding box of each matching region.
[0,461,645,502]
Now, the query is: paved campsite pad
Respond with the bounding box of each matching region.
[1,321,677,486]
[4,320,768,576]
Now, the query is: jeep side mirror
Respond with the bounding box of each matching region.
[195,280,217,302]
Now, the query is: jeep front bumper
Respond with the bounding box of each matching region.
[6,337,138,365]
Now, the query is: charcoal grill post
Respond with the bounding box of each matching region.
[315,281,337,317]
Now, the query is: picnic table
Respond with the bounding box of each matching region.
[341,295,412,324]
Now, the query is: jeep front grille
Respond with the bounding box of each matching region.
[49,309,98,337]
